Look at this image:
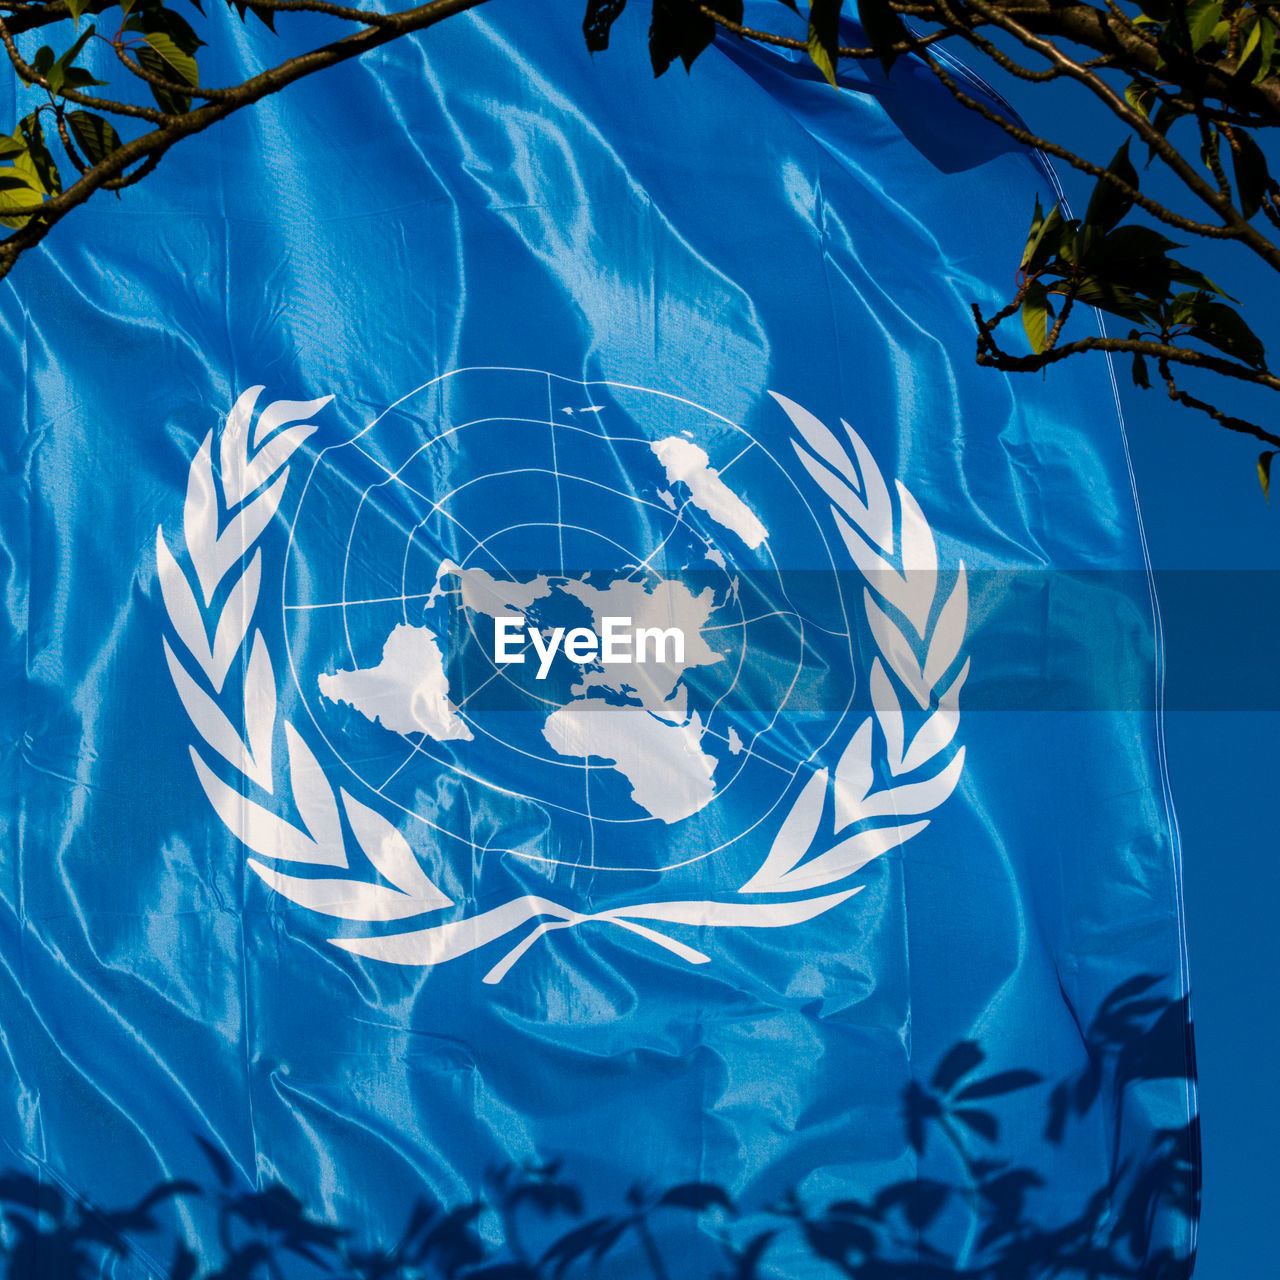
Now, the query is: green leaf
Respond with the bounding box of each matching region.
[0,171,40,192]
[137,46,190,113]
[67,110,123,166]
[0,135,25,159]
[1085,140,1138,232]
[0,181,42,209]
[62,66,107,89]
[33,46,55,77]
[143,31,199,86]
[48,24,96,96]
[1021,280,1052,353]
[1021,199,1064,273]
[1185,0,1223,50]
[17,114,60,197]
[1199,125,1221,177]
[1253,16,1276,83]
[1167,261,1231,298]
[1259,450,1277,501]
[1230,128,1269,220]
[1128,330,1152,389]
[1124,77,1158,120]
[62,24,94,65]
[0,167,44,229]
[807,0,840,87]
[67,0,93,23]
[1200,304,1267,367]
[1149,99,1189,160]
[125,5,205,54]
[1075,222,1103,265]
[1238,13,1263,72]
[856,0,908,75]
[1176,292,1267,367]
[1068,275,1151,321]
[1101,224,1182,261]
[1056,222,1082,266]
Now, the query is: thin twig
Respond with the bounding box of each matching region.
[923,51,1241,238]
[1157,355,1280,446]
[1196,111,1233,200]
[958,0,1280,270]
[102,148,161,190]
[53,106,89,176]
[1044,289,1077,349]
[971,309,1280,392]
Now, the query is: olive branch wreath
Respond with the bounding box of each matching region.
[155,386,970,985]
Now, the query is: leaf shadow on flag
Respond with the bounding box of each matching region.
[0,977,1197,1279]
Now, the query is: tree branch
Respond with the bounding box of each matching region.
[0,0,493,275]
[921,49,1241,238]
[3,0,114,37]
[953,0,1280,270]
[926,0,1280,118]
[1156,355,1280,446]
[972,308,1280,394]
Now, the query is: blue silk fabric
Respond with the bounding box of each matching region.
[0,3,1195,1276]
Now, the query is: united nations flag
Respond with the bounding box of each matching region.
[0,2,1195,1277]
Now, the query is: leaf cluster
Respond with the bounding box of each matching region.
[1019,144,1267,380]
[0,0,213,230]
[1133,0,1279,85]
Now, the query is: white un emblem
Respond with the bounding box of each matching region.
[158,368,969,983]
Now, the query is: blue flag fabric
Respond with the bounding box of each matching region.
[0,4,1196,1277]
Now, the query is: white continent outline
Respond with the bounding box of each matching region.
[157,385,970,984]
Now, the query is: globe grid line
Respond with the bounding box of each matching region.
[326,383,821,812]
[342,372,862,863]
[347,387,776,830]
[545,371,566,578]
[157,376,970,983]
[308,370,867,848]
[280,373,803,865]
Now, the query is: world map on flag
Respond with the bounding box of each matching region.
[281,369,861,872]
